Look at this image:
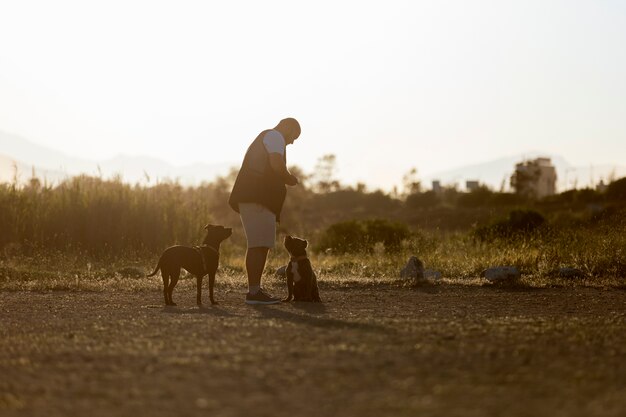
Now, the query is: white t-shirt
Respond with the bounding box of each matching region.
[263,130,285,155]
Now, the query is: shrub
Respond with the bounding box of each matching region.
[315,220,365,254]
[543,188,603,206]
[405,191,439,208]
[489,192,527,206]
[456,186,493,208]
[316,218,411,254]
[474,209,546,241]
[606,177,626,201]
[363,219,411,252]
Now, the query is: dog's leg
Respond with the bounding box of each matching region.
[196,275,203,306]
[167,269,180,306]
[305,274,314,302]
[162,271,170,305]
[208,272,217,305]
[312,273,321,302]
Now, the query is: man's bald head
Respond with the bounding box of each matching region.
[275,117,301,144]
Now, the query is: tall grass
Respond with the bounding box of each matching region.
[0,175,240,257]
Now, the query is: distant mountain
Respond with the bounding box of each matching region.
[0,131,235,185]
[2,130,624,191]
[423,152,626,192]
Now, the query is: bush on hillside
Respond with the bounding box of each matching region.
[405,191,439,208]
[473,209,546,241]
[543,188,603,206]
[316,218,412,254]
[606,177,626,201]
[456,186,493,208]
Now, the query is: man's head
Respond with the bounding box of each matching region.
[275,117,301,145]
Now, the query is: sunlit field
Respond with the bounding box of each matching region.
[1,175,625,416]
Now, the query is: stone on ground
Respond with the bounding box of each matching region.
[481,266,521,283]
[400,256,425,279]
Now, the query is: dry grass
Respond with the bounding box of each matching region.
[1,220,624,292]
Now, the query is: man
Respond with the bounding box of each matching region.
[228,117,301,304]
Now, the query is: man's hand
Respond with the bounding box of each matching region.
[269,153,298,186]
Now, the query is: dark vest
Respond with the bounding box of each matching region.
[228,130,287,221]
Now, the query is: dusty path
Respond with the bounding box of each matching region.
[1,286,625,417]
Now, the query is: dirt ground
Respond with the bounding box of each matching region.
[1,284,625,417]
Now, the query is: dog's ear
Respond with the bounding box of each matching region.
[304,240,308,248]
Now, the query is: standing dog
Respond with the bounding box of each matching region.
[147,224,232,306]
[283,235,321,302]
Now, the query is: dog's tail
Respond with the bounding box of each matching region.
[146,259,161,277]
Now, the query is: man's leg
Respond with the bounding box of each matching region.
[244,246,280,304]
[239,203,281,304]
[246,246,269,294]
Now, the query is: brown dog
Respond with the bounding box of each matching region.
[283,235,321,302]
[147,224,232,306]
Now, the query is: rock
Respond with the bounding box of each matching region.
[558,267,584,279]
[400,256,424,279]
[481,266,521,283]
[423,269,442,280]
[276,265,287,278]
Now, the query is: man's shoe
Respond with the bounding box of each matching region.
[245,288,281,305]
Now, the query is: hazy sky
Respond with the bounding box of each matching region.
[1,0,625,189]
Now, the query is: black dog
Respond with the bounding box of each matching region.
[147,224,232,306]
[283,235,321,302]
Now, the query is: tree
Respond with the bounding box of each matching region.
[510,161,541,198]
[312,154,340,193]
[401,167,421,196]
[511,158,557,198]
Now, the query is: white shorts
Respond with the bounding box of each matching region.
[239,203,276,249]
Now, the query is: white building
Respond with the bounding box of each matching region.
[432,180,442,193]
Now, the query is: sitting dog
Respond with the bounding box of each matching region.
[147,224,232,306]
[283,235,321,302]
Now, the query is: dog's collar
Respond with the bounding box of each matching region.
[193,245,218,275]
[290,255,308,262]
[198,244,219,254]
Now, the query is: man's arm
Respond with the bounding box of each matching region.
[268,153,298,186]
